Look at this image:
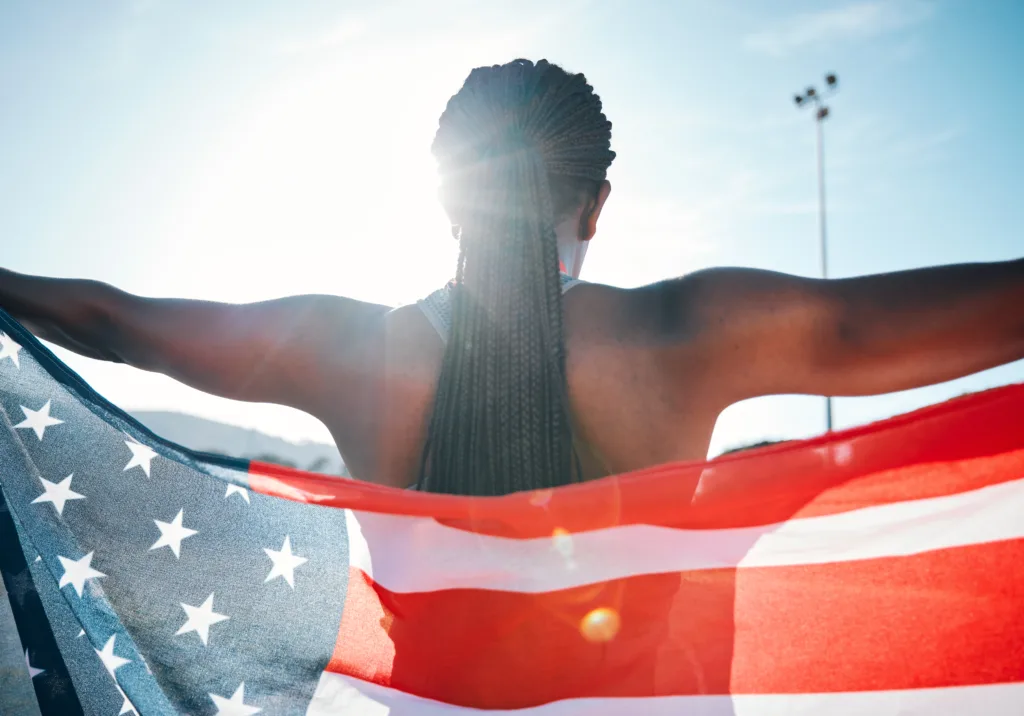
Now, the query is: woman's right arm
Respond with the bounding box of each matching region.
[645,258,1024,408]
[0,268,391,415]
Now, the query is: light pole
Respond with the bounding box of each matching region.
[794,72,838,433]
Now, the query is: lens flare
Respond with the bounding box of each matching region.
[580,607,620,643]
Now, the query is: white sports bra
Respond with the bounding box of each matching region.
[417,274,584,344]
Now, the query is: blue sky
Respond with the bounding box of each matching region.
[2,0,1022,454]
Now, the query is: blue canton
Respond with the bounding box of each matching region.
[0,312,352,715]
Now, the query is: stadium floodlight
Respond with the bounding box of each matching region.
[794,73,839,433]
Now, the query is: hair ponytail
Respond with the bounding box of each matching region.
[419,59,614,496]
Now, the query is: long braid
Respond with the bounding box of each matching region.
[419,59,615,496]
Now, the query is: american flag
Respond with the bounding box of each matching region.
[1,309,1023,715]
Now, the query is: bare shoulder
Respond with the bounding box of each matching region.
[562,277,712,399]
[568,268,832,344]
[563,275,709,346]
[561,271,763,412]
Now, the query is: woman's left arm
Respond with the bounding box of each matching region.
[0,268,392,415]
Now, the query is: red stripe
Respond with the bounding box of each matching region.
[326,539,1024,710]
[326,567,395,684]
[247,385,1024,538]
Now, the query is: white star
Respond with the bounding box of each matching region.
[57,551,105,597]
[209,683,262,716]
[123,440,157,477]
[224,483,250,503]
[95,635,130,676]
[25,650,44,678]
[95,637,136,715]
[149,509,198,559]
[116,684,136,715]
[0,332,21,368]
[263,535,308,589]
[175,593,229,646]
[14,400,63,441]
[31,473,85,516]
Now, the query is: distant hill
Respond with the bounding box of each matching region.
[130,410,346,475]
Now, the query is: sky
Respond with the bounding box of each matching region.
[2,0,1022,457]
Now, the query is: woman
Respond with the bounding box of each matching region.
[2,58,1022,495]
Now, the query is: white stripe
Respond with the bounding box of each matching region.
[345,509,373,578]
[346,476,1024,594]
[306,671,1024,715]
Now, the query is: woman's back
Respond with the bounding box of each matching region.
[327,279,719,489]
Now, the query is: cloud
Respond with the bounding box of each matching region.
[744,1,933,57]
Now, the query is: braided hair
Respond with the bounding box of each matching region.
[417,59,615,496]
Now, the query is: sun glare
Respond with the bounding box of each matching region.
[84,62,465,443]
[174,63,457,308]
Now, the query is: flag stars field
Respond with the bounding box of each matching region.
[149,509,198,559]
[0,313,411,712]
[95,635,137,715]
[96,635,131,677]
[263,535,308,589]
[225,483,251,503]
[58,551,106,597]
[31,473,85,516]
[0,332,21,368]
[123,439,158,477]
[176,593,229,646]
[14,399,63,440]
[209,682,262,716]
[116,689,136,716]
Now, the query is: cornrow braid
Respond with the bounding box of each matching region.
[418,59,615,496]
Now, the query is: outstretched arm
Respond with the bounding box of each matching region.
[0,268,391,415]
[653,258,1024,405]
